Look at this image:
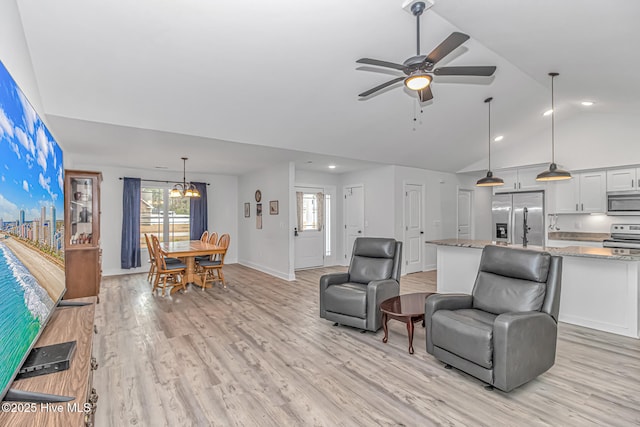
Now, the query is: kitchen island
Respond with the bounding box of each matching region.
[427,239,640,338]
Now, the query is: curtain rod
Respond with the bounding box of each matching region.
[118,177,210,185]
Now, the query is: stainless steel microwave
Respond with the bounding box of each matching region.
[607,193,640,215]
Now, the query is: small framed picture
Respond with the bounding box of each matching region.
[244,202,250,218]
[269,200,279,215]
[256,203,262,216]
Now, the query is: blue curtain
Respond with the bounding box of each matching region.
[190,182,208,240]
[121,177,141,269]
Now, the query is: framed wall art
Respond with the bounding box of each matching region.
[244,202,250,218]
[269,200,279,215]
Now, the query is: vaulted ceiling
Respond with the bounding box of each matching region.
[14,0,640,175]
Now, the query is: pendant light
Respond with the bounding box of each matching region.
[536,73,572,181]
[476,97,504,187]
[169,157,201,198]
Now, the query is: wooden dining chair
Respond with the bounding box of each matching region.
[200,230,209,243]
[151,235,188,297]
[198,233,230,288]
[144,233,157,283]
[195,231,219,262]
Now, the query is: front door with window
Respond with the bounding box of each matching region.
[294,188,325,269]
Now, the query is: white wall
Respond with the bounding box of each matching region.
[70,163,238,276]
[238,162,293,280]
[393,166,484,271]
[341,165,396,240]
[461,112,640,173]
[0,1,44,117]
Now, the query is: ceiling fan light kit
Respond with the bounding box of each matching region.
[476,97,504,187]
[536,73,572,182]
[356,1,496,102]
[405,73,432,90]
[169,157,201,198]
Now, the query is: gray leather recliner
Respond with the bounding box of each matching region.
[320,238,402,332]
[425,245,562,392]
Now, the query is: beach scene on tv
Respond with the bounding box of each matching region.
[0,60,65,398]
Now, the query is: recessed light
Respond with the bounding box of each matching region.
[543,109,553,116]
[493,135,504,142]
[328,165,337,169]
[581,101,594,106]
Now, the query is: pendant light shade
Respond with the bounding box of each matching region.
[170,157,201,198]
[476,97,504,187]
[536,73,572,181]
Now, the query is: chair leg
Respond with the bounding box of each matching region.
[218,268,226,288]
[162,275,168,297]
[152,273,161,294]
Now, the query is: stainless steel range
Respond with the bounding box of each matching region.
[603,224,640,249]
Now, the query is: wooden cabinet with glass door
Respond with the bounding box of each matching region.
[64,170,102,299]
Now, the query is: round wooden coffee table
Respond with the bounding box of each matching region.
[380,292,434,354]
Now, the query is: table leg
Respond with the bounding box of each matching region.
[407,319,415,354]
[382,313,389,344]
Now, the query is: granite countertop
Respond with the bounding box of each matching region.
[547,231,610,242]
[425,239,640,261]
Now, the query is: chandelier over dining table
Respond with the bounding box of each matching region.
[169,157,200,198]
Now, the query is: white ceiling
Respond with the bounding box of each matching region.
[14,0,640,176]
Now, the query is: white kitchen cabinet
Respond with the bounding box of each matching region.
[552,171,606,214]
[607,168,640,192]
[553,178,578,213]
[494,166,546,193]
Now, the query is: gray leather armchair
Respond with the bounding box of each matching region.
[425,245,562,392]
[320,238,402,332]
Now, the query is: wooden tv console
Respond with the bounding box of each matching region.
[0,297,98,426]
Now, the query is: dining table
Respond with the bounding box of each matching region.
[159,240,226,293]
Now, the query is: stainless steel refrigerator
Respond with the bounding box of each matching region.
[492,191,544,246]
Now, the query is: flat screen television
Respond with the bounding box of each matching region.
[0,59,66,401]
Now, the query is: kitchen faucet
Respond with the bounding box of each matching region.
[522,207,531,247]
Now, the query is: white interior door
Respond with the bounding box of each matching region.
[404,183,423,274]
[457,189,473,239]
[344,185,364,263]
[294,188,324,269]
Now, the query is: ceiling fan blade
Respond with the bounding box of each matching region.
[418,86,433,103]
[433,66,497,76]
[424,32,470,65]
[358,76,405,97]
[356,58,407,71]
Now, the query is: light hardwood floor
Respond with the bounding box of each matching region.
[94,265,640,426]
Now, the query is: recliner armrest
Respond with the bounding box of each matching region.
[366,279,400,331]
[320,272,350,287]
[493,311,558,392]
[425,294,473,353]
[319,273,350,317]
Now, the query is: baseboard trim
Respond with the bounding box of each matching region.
[238,259,294,281]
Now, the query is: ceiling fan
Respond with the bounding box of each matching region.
[357,1,496,102]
